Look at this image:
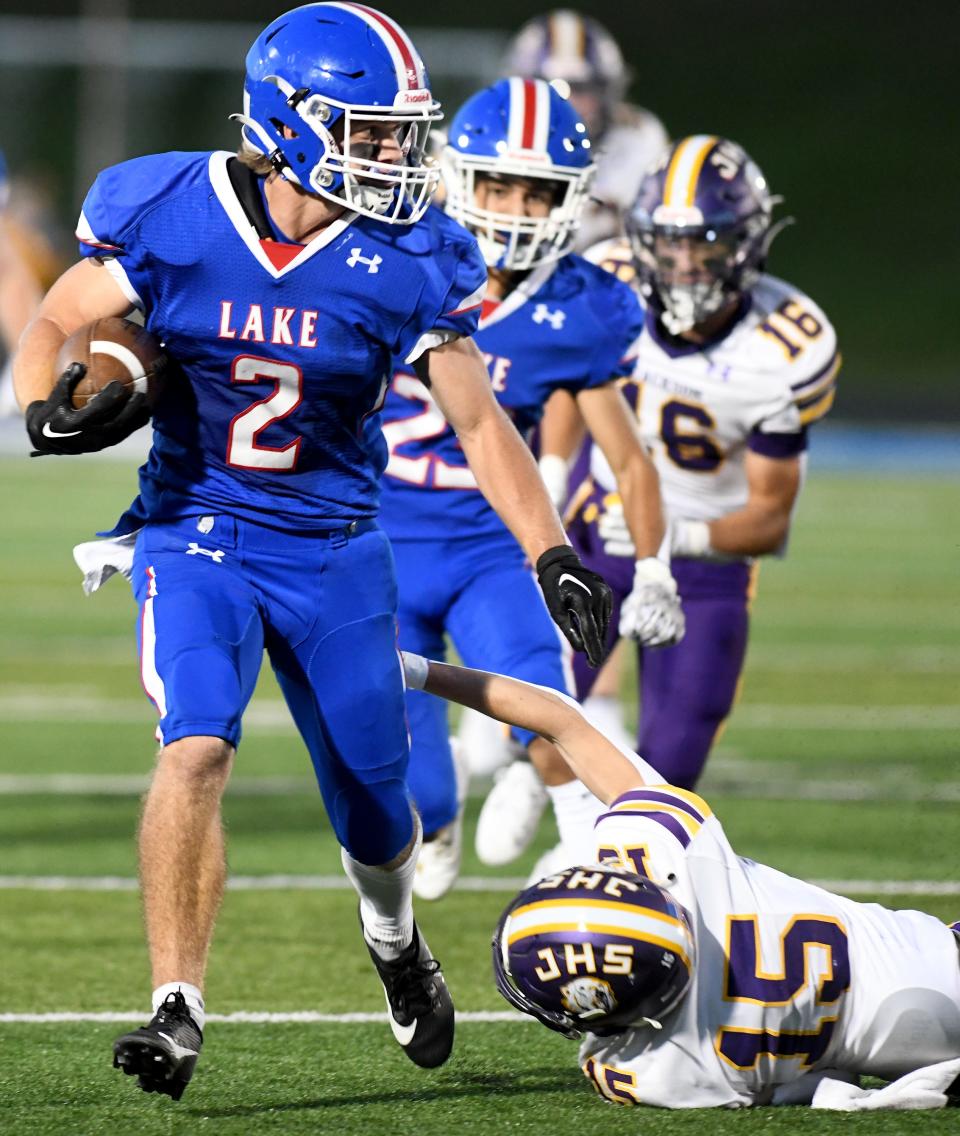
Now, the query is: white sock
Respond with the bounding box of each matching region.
[547,779,608,866]
[341,813,421,960]
[152,981,205,1031]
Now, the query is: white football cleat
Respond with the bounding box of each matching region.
[475,760,548,866]
[414,739,469,902]
[456,706,525,778]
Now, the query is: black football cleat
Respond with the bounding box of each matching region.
[112,990,203,1101]
[364,919,455,1068]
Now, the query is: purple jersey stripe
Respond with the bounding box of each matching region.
[611,789,707,825]
[790,349,840,394]
[747,427,808,458]
[595,808,692,848]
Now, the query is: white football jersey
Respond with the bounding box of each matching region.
[573,106,669,252]
[581,786,960,1109]
[585,238,840,536]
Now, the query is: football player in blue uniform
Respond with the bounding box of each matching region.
[378,78,683,901]
[13,4,612,1101]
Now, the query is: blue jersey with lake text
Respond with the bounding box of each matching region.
[377,253,643,541]
[75,150,486,533]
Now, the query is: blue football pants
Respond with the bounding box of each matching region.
[392,533,571,835]
[131,512,412,864]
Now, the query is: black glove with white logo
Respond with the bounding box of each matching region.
[25,363,149,456]
[536,545,613,668]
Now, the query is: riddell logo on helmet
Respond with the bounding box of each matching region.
[397,89,432,105]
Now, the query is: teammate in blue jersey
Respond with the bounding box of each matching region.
[13,5,612,1102]
[377,78,684,901]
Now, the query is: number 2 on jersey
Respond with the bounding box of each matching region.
[226,355,303,470]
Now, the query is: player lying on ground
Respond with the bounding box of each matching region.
[13,2,614,1103]
[378,77,683,903]
[401,651,960,1111]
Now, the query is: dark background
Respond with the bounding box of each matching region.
[2,0,957,421]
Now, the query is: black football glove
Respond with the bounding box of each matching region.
[536,545,613,668]
[25,363,150,456]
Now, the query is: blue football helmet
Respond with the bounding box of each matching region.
[0,150,8,210]
[233,2,442,224]
[626,135,791,334]
[502,11,629,137]
[442,77,595,271]
[493,865,694,1039]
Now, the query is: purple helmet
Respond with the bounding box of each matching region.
[493,865,694,1039]
[502,11,628,137]
[626,135,791,333]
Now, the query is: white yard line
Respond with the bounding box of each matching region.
[1,874,957,897]
[3,771,959,804]
[0,1010,529,1024]
[1,691,959,730]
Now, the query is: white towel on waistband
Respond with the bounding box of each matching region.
[72,531,140,596]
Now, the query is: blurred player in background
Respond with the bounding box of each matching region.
[457,8,670,774]
[504,10,669,251]
[488,135,840,872]
[379,77,683,902]
[13,3,613,1101]
[401,651,960,1112]
[0,151,43,414]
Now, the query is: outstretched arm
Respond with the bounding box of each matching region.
[404,653,655,805]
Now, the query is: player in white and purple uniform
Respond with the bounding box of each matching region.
[567,136,840,790]
[14,4,613,1100]
[402,652,960,1113]
[504,10,669,251]
[492,136,840,874]
[377,78,683,901]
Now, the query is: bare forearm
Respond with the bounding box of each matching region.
[706,505,792,556]
[12,315,69,410]
[421,659,642,803]
[617,452,666,560]
[458,410,568,562]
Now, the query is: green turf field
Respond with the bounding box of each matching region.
[1,457,958,1133]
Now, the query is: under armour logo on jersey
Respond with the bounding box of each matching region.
[532,304,566,330]
[346,248,383,274]
[186,543,225,563]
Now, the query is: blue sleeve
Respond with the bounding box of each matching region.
[583,273,645,389]
[394,222,487,361]
[74,153,200,311]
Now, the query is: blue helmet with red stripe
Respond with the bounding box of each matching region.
[442,77,595,270]
[493,864,694,1039]
[233,3,442,224]
[626,135,791,333]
